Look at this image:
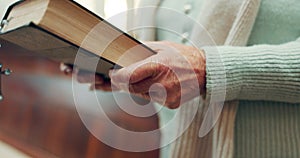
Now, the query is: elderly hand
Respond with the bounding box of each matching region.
[60,63,114,91]
[60,41,206,109]
[109,41,206,109]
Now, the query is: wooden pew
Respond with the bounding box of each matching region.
[0,39,160,158]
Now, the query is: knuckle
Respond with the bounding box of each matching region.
[129,84,138,93]
[166,93,181,109]
[76,75,87,83]
[164,84,173,90]
[167,102,180,109]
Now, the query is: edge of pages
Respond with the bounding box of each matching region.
[0,0,23,32]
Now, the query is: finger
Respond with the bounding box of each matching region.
[143,41,162,52]
[108,68,130,90]
[130,62,160,83]
[110,62,159,87]
[101,81,120,91]
[129,77,156,93]
[76,70,104,84]
[89,82,113,92]
[144,91,169,107]
[133,92,151,102]
[146,84,180,109]
[60,63,73,75]
[133,92,177,109]
[165,102,180,109]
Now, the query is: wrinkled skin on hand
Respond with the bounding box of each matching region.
[61,41,206,109]
[110,41,206,109]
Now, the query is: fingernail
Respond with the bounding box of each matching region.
[60,63,72,75]
[60,63,66,71]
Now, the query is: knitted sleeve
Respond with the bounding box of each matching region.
[203,38,300,103]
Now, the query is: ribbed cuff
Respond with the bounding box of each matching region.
[203,39,300,103]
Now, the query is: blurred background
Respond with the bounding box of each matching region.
[0,0,160,157]
[75,0,129,31]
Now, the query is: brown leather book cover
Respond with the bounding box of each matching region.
[0,0,155,75]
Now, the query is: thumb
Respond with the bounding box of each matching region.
[109,62,159,87]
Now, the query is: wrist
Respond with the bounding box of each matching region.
[198,49,206,95]
[190,47,206,95]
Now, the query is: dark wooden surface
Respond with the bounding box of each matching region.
[0,39,160,158]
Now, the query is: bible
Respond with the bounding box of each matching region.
[0,0,155,75]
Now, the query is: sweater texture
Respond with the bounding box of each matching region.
[156,0,300,157]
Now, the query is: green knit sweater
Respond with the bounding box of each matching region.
[156,0,300,157]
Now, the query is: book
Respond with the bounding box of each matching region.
[0,0,155,75]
